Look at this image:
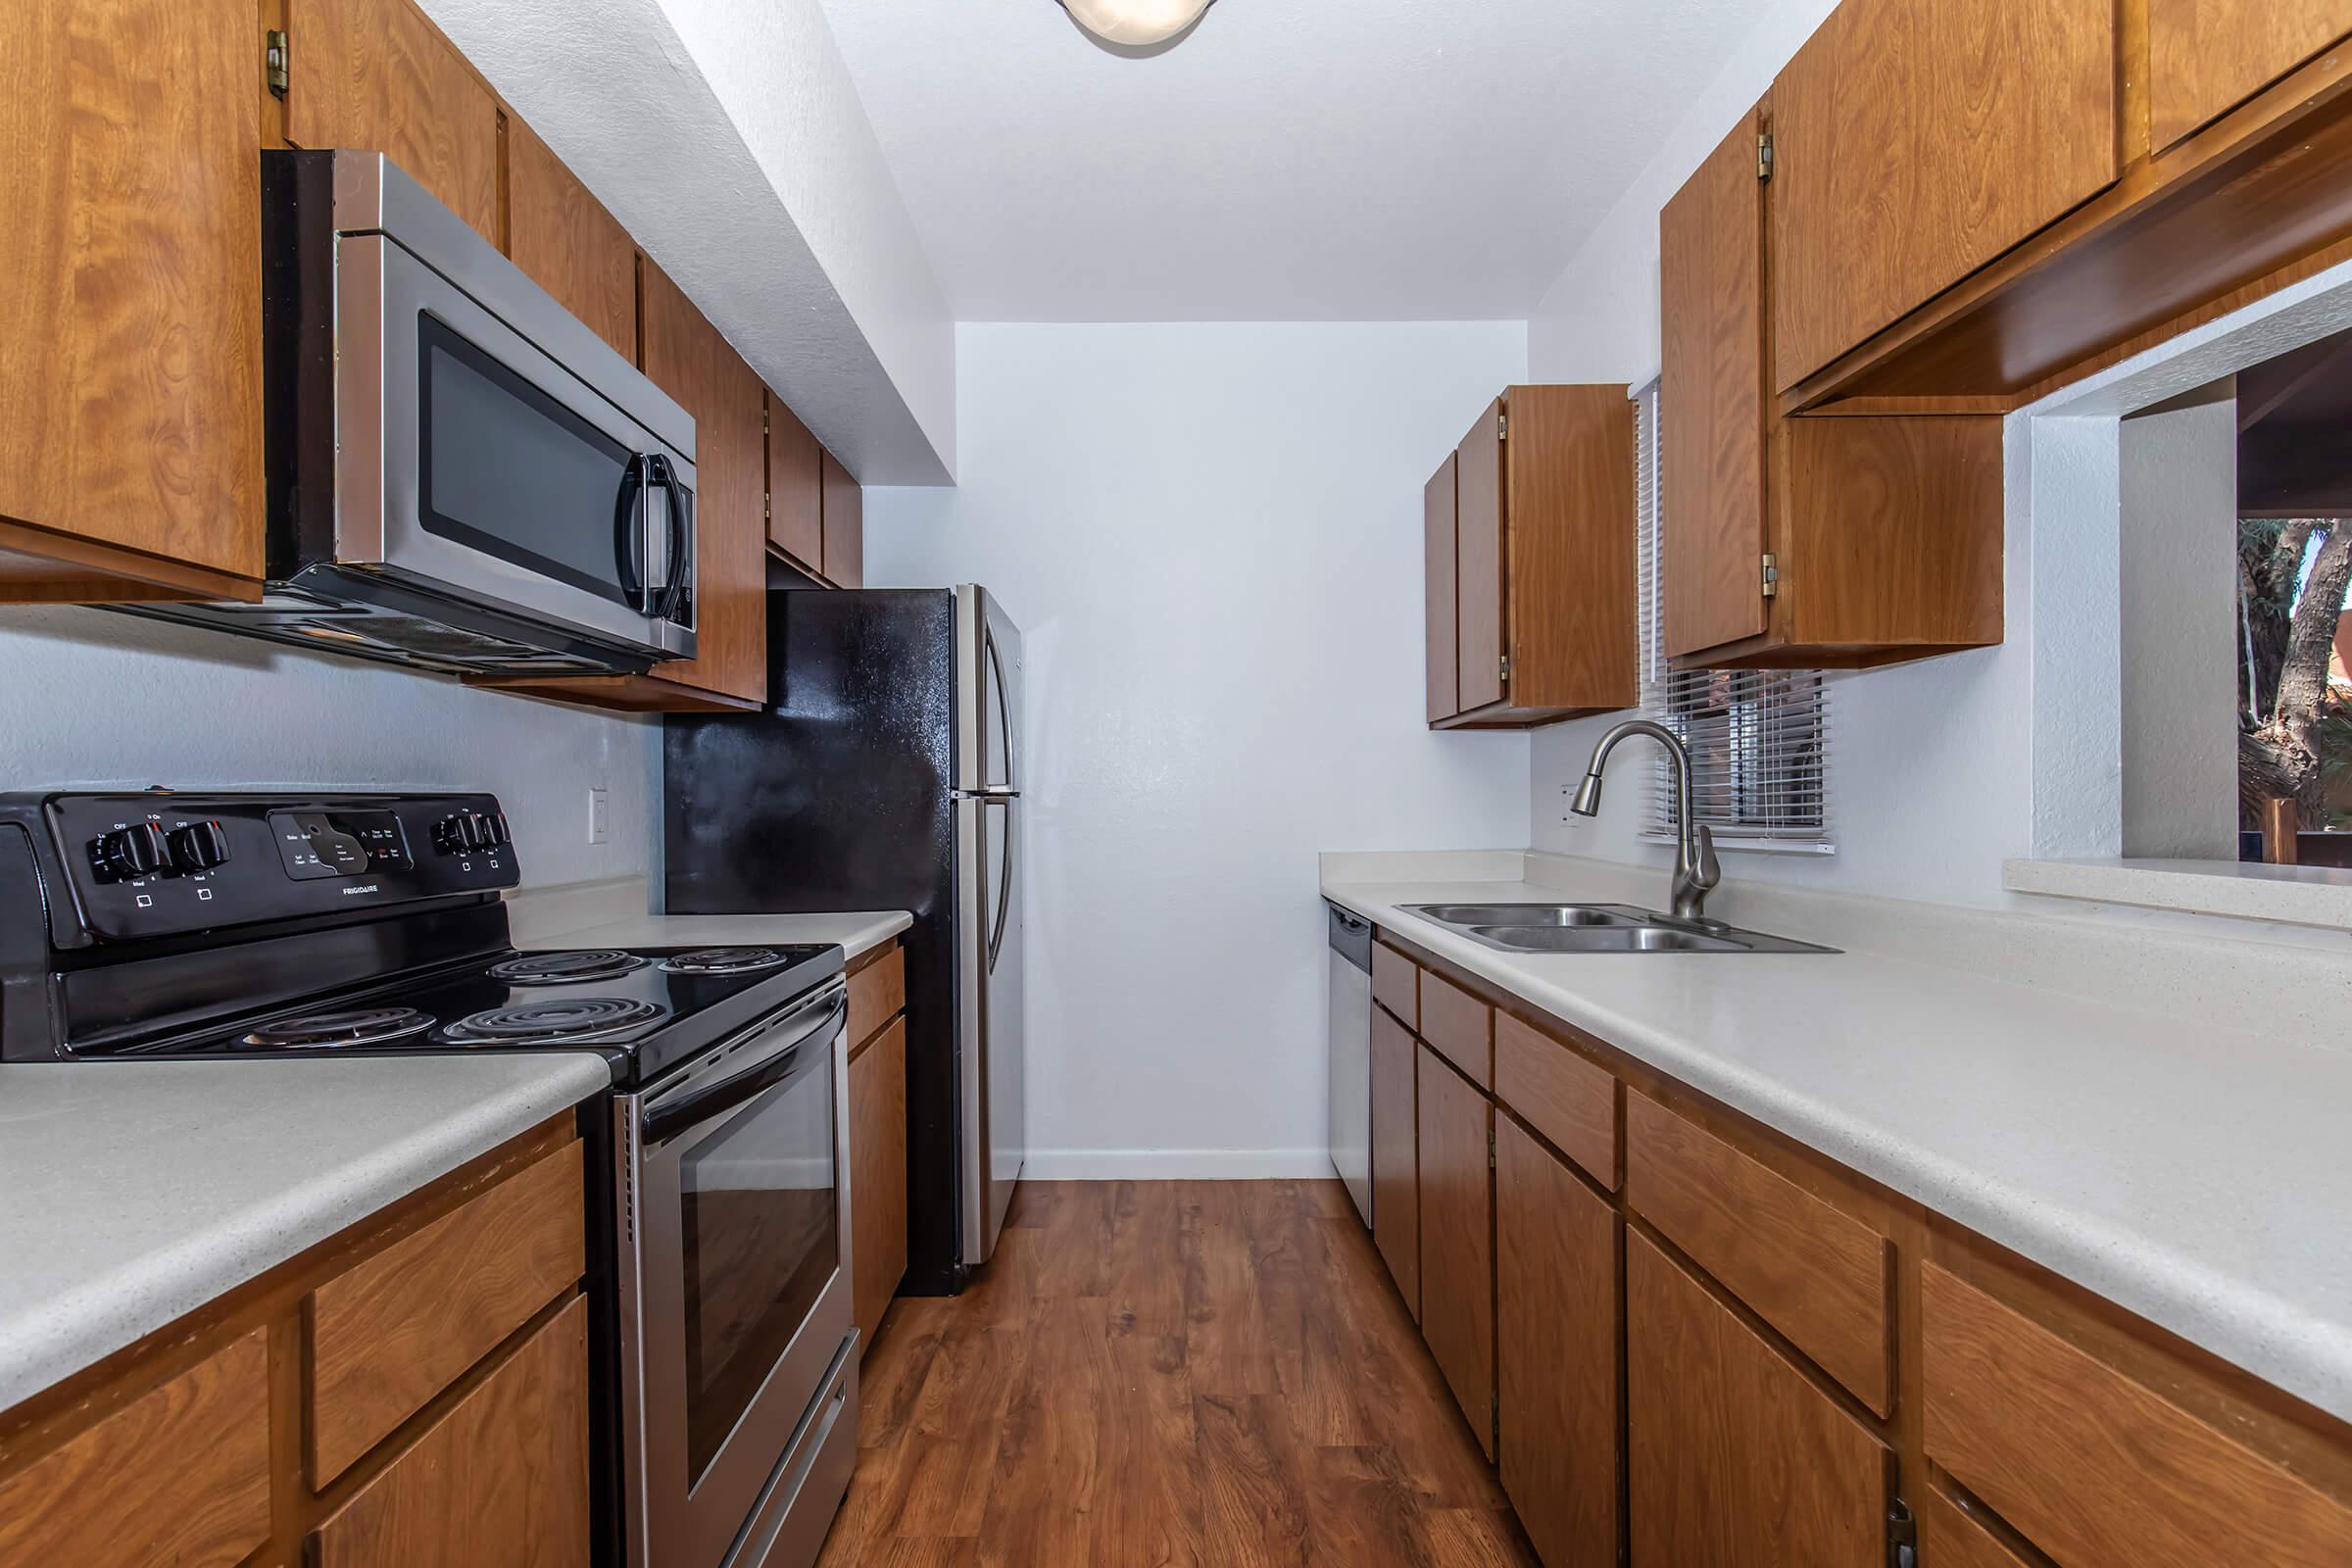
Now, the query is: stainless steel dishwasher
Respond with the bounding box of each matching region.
[1326,901,1373,1227]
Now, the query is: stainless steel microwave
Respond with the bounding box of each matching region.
[131,150,697,677]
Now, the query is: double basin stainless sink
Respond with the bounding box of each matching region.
[1402,903,1837,956]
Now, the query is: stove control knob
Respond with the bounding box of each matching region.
[434,811,489,854]
[167,819,231,872]
[94,823,168,881]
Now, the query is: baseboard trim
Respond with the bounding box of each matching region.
[1020,1148,1338,1181]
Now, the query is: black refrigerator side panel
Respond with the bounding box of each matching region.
[662,588,968,1295]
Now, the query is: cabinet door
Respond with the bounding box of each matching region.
[1660,116,1768,659]
[767,396,825,573]
[1417,1044,1494,1459]
[850,1016,908,1350]
[1495,1117,1618,1568]
[1370,1004,1420,1319]
[1425,455,1459,723]
[1453,400,1505,711]
[2152,0,2352,152]
[506,117,636,362]
[0,0,265,591]
[821,449,864,588]
[286,0,501,244]
[1627,1231,1886,1567]
[1772,0,2117,390]
[640,262,767,705]
[312,1296,592,1568]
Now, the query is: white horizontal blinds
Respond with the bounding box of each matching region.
[1632,380,1834,853]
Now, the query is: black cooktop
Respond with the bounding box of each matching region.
[113,942,845,1087]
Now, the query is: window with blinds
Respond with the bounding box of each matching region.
[1632,379,1834,853]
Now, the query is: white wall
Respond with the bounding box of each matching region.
[866,321,1532,1177]
[0,608,658,890]
[1522,0,2043,908]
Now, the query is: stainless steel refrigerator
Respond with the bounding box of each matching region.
[663,585,1025,1292]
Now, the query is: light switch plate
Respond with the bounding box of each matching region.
[588,786,610,845]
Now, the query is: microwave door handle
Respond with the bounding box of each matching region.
[641,993,848,1145]
[613,454,650,607]
[643,456,690,621]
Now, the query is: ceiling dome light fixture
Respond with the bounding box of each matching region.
[1058,0,1216,47]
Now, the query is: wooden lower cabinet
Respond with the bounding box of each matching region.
[1495,1116,1618,1568]
[313,1297,592,1568]
[1370,1004,1421,1319]
[1417,1043,1495,1459]
[850,1015,910,1350]
[0,1117,590,1567]
[0,1329,270,1566]
[1625,1229,1887,1567]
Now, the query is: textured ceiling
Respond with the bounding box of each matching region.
[813,0,1762,321]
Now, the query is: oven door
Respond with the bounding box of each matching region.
[615,980,853,1568]
[337,231,698,662]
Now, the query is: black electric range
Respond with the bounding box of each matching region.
[0,788,842,1086]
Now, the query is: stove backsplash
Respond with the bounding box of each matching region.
[0,607,659,890]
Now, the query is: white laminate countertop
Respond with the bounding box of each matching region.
[0,1054,611,1413]
[1323,867,2352,1424]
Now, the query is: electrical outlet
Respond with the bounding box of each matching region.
[588,786,610,845]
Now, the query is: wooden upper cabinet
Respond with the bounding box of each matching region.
[1453,398,1506,713]
[1495,1116,1619,1568]
[1627,1231,1887,1567]
[641,262,766,707]
[1417,1044,1495,1460]
[1661,116,1770,662]
[1770,0,2119,391]
[0,0,266,600]
[821,449,864,588]
[1424,455,1459,723]
[286,0,501,245]
[1664,107,2004,670]
[1431,387,1637,729]
[505,117,636,362]
[2151,0,2352,153]
[767,396,826,573]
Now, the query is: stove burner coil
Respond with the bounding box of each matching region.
[658,947,792,976]
[443,998,668,1043]
[241,1006,438,1049]
[486,950,650,985]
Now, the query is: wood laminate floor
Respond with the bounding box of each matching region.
[813,1179,1539,1567]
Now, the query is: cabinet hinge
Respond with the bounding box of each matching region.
[1886,1499,1918,1568]
[1490,1391,1500,1449]
[1496,411,1507,442]
[265,28,291,97]
[1760,551,1780,600]
[1758,130,1775,182]
[1497,653,1511,685]
[1488,1128,1497,1168]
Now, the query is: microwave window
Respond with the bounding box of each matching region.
[678,1052,839,1484]
[417,313,640,607]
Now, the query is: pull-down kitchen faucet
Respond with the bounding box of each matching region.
[1568,718,1721,925]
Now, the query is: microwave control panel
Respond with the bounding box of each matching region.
[38,791,519,943]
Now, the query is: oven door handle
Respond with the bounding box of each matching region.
[641,991,847,1146]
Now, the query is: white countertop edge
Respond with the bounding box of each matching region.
[533,909,913,963]
[0,1054,610,1411]
[1325,879,2352,1424]
[2004,856,2352,932]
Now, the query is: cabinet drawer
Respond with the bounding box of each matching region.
[1417,968,1493,1088]
[849,941,906,1051]
[1918,1489,2032,1568]
[313,1296,592,1568]
[1923,1263,2352,1568]
[1624,1092,1890,1412]
[1494,1011,1616,1187]
[1371,941,1418,1029]
[0,1329,270,1566]
[309,1140,586,1483]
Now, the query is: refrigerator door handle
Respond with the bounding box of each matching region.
[955,786,1022,802]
